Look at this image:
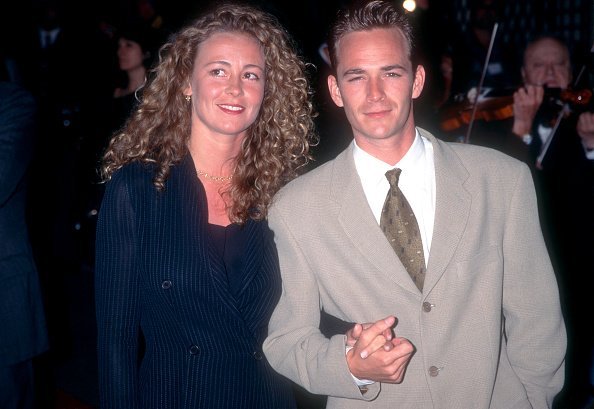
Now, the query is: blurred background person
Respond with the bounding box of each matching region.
[95,3,315,408]
[508,35,594,408]
[71,22,163,273]
[0,79,48,409]
[447,0,520,102]
[432,0,521,144]
[110,24,160,130]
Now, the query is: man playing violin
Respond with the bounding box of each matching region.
[513,35,594,409]
[512,36,594,155]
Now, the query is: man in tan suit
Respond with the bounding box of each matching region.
[263,1,566,408]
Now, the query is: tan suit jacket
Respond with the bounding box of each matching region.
[263,129,566,409]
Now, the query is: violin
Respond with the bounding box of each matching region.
[439,87,593,132]
[558,87,592,106]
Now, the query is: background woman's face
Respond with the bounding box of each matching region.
[117,38,144,72]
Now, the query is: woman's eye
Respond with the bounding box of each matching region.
[244,72,260,80]
[210,69,226,77]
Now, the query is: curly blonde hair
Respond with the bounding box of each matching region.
[101,2,316,223]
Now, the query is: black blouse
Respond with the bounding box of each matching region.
[207,223,248,297]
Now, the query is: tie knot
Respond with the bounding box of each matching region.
[385,168,402,187]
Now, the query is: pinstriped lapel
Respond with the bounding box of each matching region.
[204,217,269,339]
[205,229,242,311]
[420,130,471,295]
[331,144,421,296]
[234,220,263,298]
[204,220,265,305]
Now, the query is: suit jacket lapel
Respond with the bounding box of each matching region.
[420,130,471,294]
[234,220,263,298]
[331,143,421,296]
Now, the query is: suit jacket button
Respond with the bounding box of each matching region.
[252,351,263,361]
[161,280,172,289]
[422,301,433,312]
[189,345,200,355]
[429,365,441,377]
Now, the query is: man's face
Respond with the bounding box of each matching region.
[522,38,571,89]
[327,28,424,146]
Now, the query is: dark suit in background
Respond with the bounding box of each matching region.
[528,111,594,407]
[95,156,296,409]
[0,81,48,408]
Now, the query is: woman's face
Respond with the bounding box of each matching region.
[117,37,145,72]
[184,31,266,141]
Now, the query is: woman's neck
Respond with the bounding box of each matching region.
[188,136,241,227]
[188,133,243,177]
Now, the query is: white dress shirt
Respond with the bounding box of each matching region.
[39,28,61,49]
[353,129,436,260]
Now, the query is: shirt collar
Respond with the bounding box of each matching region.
[354,129,425,187]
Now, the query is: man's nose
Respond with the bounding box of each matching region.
[544,63,556,76]
[367,78,385,102]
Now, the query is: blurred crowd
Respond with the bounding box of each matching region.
[1,0,593,408]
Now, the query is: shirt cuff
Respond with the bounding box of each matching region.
[346,346,374,386]
[583,143,594,160]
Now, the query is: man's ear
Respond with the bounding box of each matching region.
[412,65,425,99]
[327,74,344,107]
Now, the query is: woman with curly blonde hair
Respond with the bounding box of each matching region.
[95,3,315,408]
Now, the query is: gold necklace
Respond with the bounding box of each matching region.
[196,169,234,183]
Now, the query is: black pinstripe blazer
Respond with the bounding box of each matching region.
[95,155,296,409]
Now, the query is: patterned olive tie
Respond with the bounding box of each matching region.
[380,168,426,291]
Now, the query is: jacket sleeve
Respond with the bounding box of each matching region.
[263,201,381,401]
[0,82,36,207]
[95,168,141,409]
[502,163,566,407]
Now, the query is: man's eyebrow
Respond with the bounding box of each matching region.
[343,64,406,76]
[343,68,366,76]
[381,64,406,72]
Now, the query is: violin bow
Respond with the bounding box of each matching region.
[571,38,593,87]
[464,22,499,144]
[535,104,569,169]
